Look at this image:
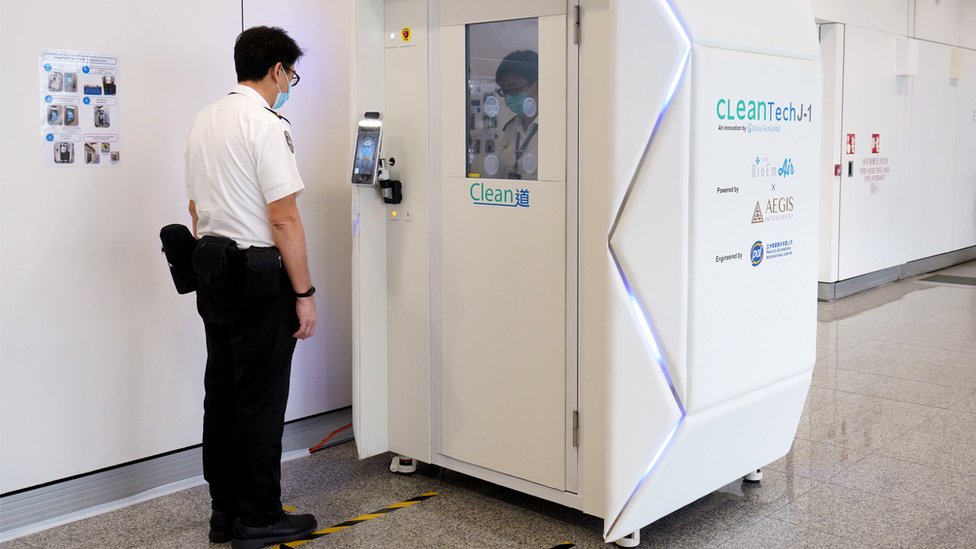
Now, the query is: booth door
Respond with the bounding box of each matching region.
[436,1,575,492]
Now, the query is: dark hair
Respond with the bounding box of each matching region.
[234,26,305,82]
[495,50,538,85]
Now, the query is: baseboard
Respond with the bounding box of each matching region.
[0,407,353,539]
[818,246,976,301]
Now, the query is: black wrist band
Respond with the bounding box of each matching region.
[295,286,316,298]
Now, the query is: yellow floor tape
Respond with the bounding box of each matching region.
[275,491,438,548]
[275,491,575,549]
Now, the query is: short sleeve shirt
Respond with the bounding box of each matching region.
[496,115,538,180]
[185,84,304,248]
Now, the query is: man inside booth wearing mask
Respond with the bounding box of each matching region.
[494,50,539,180]
[185,25,318,549]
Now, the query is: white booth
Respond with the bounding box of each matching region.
[351,0,821,544]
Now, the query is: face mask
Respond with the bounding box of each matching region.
[505,93,527,115]
[272,66,291,110]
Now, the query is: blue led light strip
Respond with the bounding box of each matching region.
[604,0,691,539]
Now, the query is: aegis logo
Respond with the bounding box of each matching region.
[766,196,794,214]
[752,197,795,224]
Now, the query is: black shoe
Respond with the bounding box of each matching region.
[209,511,236,543]
[231,513,317,549]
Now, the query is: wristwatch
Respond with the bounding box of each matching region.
[295,286,316,298]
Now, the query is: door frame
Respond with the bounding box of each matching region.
[426,0,582,497]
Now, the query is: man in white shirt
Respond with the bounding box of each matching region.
[185,26,317,549]
[495,50,539,180]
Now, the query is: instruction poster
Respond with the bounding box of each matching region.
[39,49,121,167]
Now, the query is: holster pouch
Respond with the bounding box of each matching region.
[159,224,197,294]
[193,235,237,291]
[244,246,283,296]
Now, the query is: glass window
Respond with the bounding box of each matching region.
[466,19,539,180]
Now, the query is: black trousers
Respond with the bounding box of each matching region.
[196,287,298,525]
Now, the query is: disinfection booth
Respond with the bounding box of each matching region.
[350,0,821,544]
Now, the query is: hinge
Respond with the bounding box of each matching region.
[573,5,581,45]
[572,410,579,447]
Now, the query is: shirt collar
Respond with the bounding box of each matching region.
[503,114,538,134]
[229,84,270,108]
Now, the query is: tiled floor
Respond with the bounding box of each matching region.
[3,262,975,548]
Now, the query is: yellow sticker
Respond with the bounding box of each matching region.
[401,26,412,42]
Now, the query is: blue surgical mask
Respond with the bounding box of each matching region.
[273,67,291,110]
[505,93,527,115]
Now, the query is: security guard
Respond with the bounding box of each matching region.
[184,26,317,549]
[495,50,539,180]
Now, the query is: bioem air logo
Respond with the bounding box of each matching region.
[470,182,531,208]
[752,156,795,179]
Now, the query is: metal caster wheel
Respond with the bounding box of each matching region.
[614,530,640,547]
[390,455,417,474]
[743,468,763,482]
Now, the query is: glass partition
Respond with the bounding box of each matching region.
[466,19,539,180]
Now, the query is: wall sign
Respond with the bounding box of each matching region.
[40,49,121,167]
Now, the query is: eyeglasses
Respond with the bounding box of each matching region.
[280,65,301,87]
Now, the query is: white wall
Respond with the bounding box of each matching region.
[905,39,967,260]
[242,0,355,429]
[813,0,976,282]
[0,1,354,493]
[953,48,976,248]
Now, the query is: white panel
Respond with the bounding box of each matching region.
[351,0,389,459]
[609,0,688,226]
[438,178,566,490]
[837,26,912,279]
[811,0,911,36]
[538,15,567,183]
[605,371,811,541]
[351,188,389,458]
[915,0,963,46]
[439,0,565,26]
[439,26,466,179]
[578,0,611,520]
[673,0,820,60]
[0,0,238,493]
[905,41,957,260]
[243,0,356,422]
[610,80,690,407]
[818,24,844,283]
[602,0,689,533]
[895,38,920,76]
[384,0,431,462]
[687,46,820,412]
[602,277,684,535]
[953,49,976,249]
[963,2,976,49]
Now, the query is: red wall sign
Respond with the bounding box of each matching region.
[871,133,880,154]
[846,133,856,155]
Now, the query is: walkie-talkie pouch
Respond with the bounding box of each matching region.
[193,235,237,291]
[159,224,197,294]
[244,247,283,296]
